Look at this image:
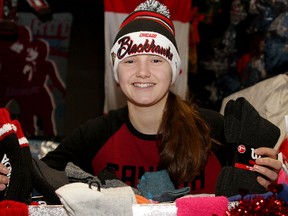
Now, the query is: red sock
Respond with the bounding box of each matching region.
[0,108,22,201]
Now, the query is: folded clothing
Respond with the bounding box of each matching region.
[65,162,101,184]
[55,182,136,216]
[65,163,141,194]
[137,170,190,202]
[176,196,228,216]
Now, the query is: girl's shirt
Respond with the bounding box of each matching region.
[42,106,228,194]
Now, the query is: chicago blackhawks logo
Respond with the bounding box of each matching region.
[116,36,173,61]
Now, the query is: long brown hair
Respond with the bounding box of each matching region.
[158,92,212,184]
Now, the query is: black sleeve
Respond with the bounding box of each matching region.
[41,117,108,174]
[198,108,234,167]
[41,107,127,175]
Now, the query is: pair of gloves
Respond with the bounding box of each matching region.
[216,97,281,197]
[0,108,68,205]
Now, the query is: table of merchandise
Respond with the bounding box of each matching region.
[28,202,238,215]
[28,139,239,216]
[29,203,178,216]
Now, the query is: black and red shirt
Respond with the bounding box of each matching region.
[42,106,231,194]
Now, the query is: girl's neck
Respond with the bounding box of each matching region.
[128,99,167,135]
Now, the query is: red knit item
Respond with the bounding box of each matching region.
[0,109,33,203]
[176,196,228,216]
[12,120,29,148]
[0,108,15,141]
[0,200,28,216]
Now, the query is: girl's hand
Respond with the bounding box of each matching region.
[253,147,282,189]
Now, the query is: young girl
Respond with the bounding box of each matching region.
[0,0,282,196]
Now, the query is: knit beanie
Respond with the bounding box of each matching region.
[12,120,33,204]
[216,97,281,197]
[0,200,28,216]
[110,0,181,84]
[0,109,32,203]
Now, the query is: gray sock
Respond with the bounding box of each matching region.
[65,162,101,186]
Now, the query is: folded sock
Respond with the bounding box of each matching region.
[65,162,101,185]
[176,196,228,216]
[55,182,136,216]
[137,170,190,202]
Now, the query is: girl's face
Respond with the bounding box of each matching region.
[118,54,172,107]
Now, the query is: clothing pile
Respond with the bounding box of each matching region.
[0,96,287,215]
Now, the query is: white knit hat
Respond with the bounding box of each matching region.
[110,0,181,84]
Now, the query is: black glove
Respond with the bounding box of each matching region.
[216,97,280,197]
